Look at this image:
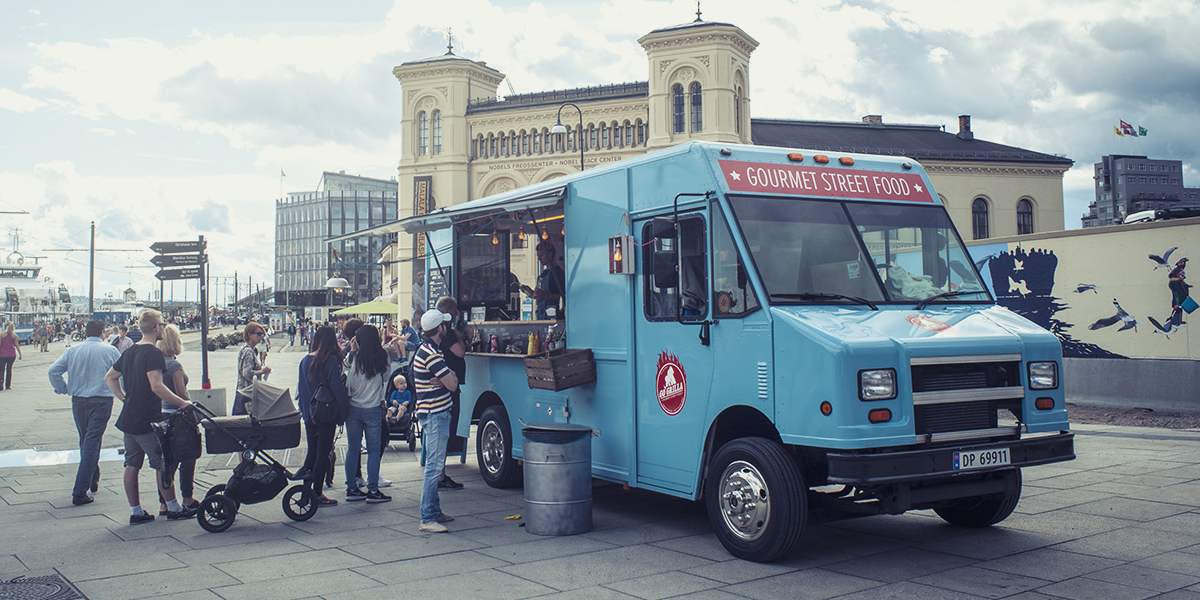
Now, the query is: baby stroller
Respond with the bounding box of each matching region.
[194,381,319,532]
[385,365,418,452]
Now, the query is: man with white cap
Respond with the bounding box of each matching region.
[412,308,459,533]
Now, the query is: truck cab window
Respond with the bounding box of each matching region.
[643,216,708,321]
[713,208,758,316]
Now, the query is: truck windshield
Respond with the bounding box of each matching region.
[729,196,991,305]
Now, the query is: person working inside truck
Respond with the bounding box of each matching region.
[521,241,566,319]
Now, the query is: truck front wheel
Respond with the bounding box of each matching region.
[476,405,521,489]
[704,437,806,562]
[934,468,1022,527]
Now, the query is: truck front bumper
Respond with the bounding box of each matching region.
[825,432,1075,485]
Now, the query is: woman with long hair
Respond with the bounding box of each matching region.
[0,322,21,391]
[295,326,348,506]
[343,324,391,503]
[156,325,199,514]
[232,322,271,415]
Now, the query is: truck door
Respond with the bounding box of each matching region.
[634,211,714,496]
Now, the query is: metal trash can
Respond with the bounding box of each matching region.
[522,423,592,536]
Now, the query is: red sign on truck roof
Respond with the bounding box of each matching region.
[719,160,934,203]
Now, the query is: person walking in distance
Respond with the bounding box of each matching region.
[292,326,349,506]
[413,308,459,533]
[104,309,195,524]
[0,322,20,391]
[156,324,200,515]
[287,322,297,347]
[47,319,121,505]
[232,322,271,415]
[111,325,134,354]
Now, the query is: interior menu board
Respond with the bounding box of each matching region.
[427,266,450,306]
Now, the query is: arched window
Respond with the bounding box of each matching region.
[972,197,990,240]
[624,120,633,146]
[1017,198,1034,234]
[543,129,551,153]
[430,110,442,154]
[588,124,597,150]
[532,130,541,154]
[735,86,743,134]
[689,81,703,132]
[521,130,529,155]
[636,119,646,145]
[417,111,428,156]
[509,131,517,156]
[488,133,496,157]
[671,83,685,133]
[601,123,610,148]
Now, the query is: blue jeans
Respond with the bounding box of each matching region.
[344,404,383,492]
[418,409,452,522]
[71,396,113,498]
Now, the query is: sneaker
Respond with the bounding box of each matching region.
[418,521,449,533]
[438,475,464,490]
[318,496,338,507]
[377,478,393,488]
[365,490,392,504]
[71,495,94,506]
[434,513,455,523]
[129,512,155,525]
[355,477,366,488]
[166,507,197,520]
[345,487,367,502]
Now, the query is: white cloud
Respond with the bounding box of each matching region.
[89,127,117,136]
[0,88,46,113]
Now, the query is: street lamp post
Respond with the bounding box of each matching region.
[550,102,585,172]
[324,274,349,323]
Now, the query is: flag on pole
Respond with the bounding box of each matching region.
[280,168,286,177]
[1114,126,1124,137]
[1138,126,1148,136]
[1120,120,1137,136]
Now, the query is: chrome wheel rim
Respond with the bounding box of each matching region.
[480,421,506,475]
[719,460,771,541]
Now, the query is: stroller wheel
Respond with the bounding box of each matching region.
[197,494,237,533]
[204,484,240,510]
[283,485,319,522]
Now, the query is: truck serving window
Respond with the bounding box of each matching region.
[844,202,990,303]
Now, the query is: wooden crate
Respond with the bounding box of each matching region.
[524,348,596,391]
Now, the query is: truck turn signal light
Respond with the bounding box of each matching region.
[1035,397,1055,410]
[868,408,892,423]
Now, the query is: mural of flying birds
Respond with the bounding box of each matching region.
[1149,246,1178,270]
[1075,283,1098,294]
[1089,299,1137,332]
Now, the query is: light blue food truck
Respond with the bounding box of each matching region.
[402,141,1075,562]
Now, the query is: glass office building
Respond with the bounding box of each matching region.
[274,171,397,309]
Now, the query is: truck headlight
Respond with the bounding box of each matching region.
[859,369,896,401]
[1028,361,1058,390]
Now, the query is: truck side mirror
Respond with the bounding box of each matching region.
[650,219,679,288]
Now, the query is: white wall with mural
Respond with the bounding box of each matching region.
[968,218,1199,360]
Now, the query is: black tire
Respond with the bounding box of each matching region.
[934,468,1022,528]
[477,404,521,488]
[282,485,319,522]
[197,494,237,533]
[704,437,806,562]
[204,484,226,498]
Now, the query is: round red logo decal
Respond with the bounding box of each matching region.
[656,351,687,416]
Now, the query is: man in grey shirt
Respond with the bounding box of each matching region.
[48,319,122,505]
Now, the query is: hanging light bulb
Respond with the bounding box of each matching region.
[517,225,526,241]
[491,231,500,246]
[560,225,565,237]
[540,228,549,241]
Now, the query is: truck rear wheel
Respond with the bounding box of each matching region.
[934,468,1022,527]
[704,437,806,562]
[477,404,521,489]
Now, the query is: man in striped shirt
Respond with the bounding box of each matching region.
[413,308,459,533]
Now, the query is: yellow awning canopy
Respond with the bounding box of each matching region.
[331,300,400,315]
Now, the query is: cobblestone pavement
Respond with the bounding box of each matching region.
[1,340,1199,599]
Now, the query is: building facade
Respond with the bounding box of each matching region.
[274,171,397,309]
[388,18,1071,313]
[1082,154,1200,227]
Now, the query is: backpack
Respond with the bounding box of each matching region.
[312,383,337,425]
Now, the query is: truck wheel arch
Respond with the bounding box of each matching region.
[697,405,780,500]
[472,391,505,423]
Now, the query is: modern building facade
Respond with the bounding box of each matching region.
[387,17,1072,313]
[1082,154,1200,227]
[274,171,397,309]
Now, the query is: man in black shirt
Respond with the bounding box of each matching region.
[105,309,194,524]
[434,296,466,490]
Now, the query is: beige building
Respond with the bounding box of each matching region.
[386,17,1072,315]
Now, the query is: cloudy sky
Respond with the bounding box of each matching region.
[1,0,1196,304]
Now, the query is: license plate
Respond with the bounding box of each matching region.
[953,447,1010,471]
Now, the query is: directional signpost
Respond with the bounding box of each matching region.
[151,236,211,388]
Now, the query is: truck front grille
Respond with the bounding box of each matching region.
[915,400,998,434]
[911,361,1020,393]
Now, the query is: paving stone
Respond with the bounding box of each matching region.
[1134,551,1200,577]
[458,523,551,547]
[17,535,180,571]
[1144,512,1200,535]
[352,549,509,584]
[919,526,1063,559]
[977,547,1123,581]
[476,533,617,564]
[214,547,369,582]
[341,530,484,563]
[0,554,28,577]
[651,534,737,562]
[1013,489,1114,514]
[830,580,988,600]
[170,538,312,566]
[283,505,417,535]
[1031,471,1122,489]
[581,519,709,547]
[911,565,1050,598]
[1123,483,1200,508]
[682,558,798,584]
[530,587,643,600]
[74,565,240,600]
[1155,590,1200,600]
[330,569,554,600]
[665,591,754,600]
[213,567,383,600]
[500,544,713,591]
[1065,496,1193,521]
[171,521,299,549]
[1000,510,1135,539]
[1036,576,1159,600]
[289,523,416,550]
[1087,563,1200,592]
[825,548,972,583]
[603,570,721,599]
[1051,527,1200,561]
[722,568,882,600]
